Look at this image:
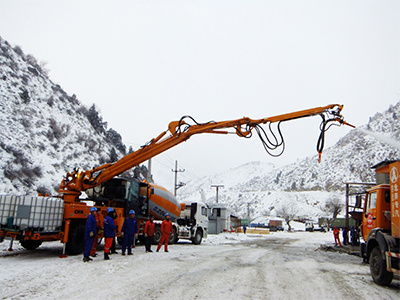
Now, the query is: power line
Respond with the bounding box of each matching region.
[153,156,202,181]
[171,160,185,196]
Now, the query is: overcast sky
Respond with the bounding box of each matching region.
[1,0,399,191]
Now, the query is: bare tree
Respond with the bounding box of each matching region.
[320,195,344,226]
[275,199,298,231]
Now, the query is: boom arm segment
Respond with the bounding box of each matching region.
[59,104,352,202]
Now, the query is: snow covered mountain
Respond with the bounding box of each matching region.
[1,35,399,223]
[0,37,131,195]
[177,102,400,220]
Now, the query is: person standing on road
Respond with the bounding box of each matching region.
[83,207,98,262]
[157,213,173,252]
[350,226,359,246]
[121,210,138,256]
[90,208,102,257]
[333,226,341,246]
[110,210,119,254]
[243,224,247,234]
[104,207,116,260]
[342,227,349,245]
[144,215,155,252]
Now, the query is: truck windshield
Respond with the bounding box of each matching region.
[128,181,140,202]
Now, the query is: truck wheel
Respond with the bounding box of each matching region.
[66,223,85,255]
[169,227,178,244]
[152,225,161,245]
[20,240,42,250]
[369,247,393,286]
[192,229,203,245]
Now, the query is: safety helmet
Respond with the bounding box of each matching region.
[129,210,135,215]
[164,213,169,217]
[90,207,97,212]
[107,207,114,213]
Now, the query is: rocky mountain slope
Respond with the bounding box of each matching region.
[0,37,131,195]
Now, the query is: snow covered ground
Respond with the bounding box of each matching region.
[1,231,398,299]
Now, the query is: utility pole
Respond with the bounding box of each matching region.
[171,160,185,196]
[147,158,152,182]
[211,184,224,203]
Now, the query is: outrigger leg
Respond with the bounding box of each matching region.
[60,243,67,258]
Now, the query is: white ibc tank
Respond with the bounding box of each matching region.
[0,195,18,228]
[12,196,64,232]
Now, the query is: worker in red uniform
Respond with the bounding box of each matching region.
[144,215,155,252]
[157,213,173,252]
[90,208,102,257]
[333,226,341,246]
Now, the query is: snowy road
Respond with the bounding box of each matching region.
[1,232,399,299]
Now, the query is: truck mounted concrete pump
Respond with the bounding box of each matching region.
[0,104,353,256]
[360,160,400,286]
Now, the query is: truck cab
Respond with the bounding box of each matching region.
[360,160,400,286]
[305,221,314,232]
[177,201,209,244]
[86,178,149,218]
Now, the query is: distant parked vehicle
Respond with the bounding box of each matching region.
[305,221,314,232]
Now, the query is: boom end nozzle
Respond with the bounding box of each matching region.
[342,120,356,128]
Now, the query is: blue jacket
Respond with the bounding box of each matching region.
[85,213,97,239]
[103,215,116,238]
[122,217,138,236]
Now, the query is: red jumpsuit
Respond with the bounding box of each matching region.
[333,227,341,246]
[157,219,173,252]
[144,219,156,252]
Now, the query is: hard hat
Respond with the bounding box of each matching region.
[90,207,97,212]
[164,213,169,217]
[129,210,135,215]
[107,207,114,213]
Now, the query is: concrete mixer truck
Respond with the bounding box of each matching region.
[0,104,353,255]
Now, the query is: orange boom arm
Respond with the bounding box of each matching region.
[59,104,352,202]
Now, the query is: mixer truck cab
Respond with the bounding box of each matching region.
[176,201,209,245]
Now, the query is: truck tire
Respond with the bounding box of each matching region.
[369,247,393,286]
[169,227,178,244]
[192,229,203,245]
[66,223,85,255]
[152,225,161,245]
[20,240,42,250]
